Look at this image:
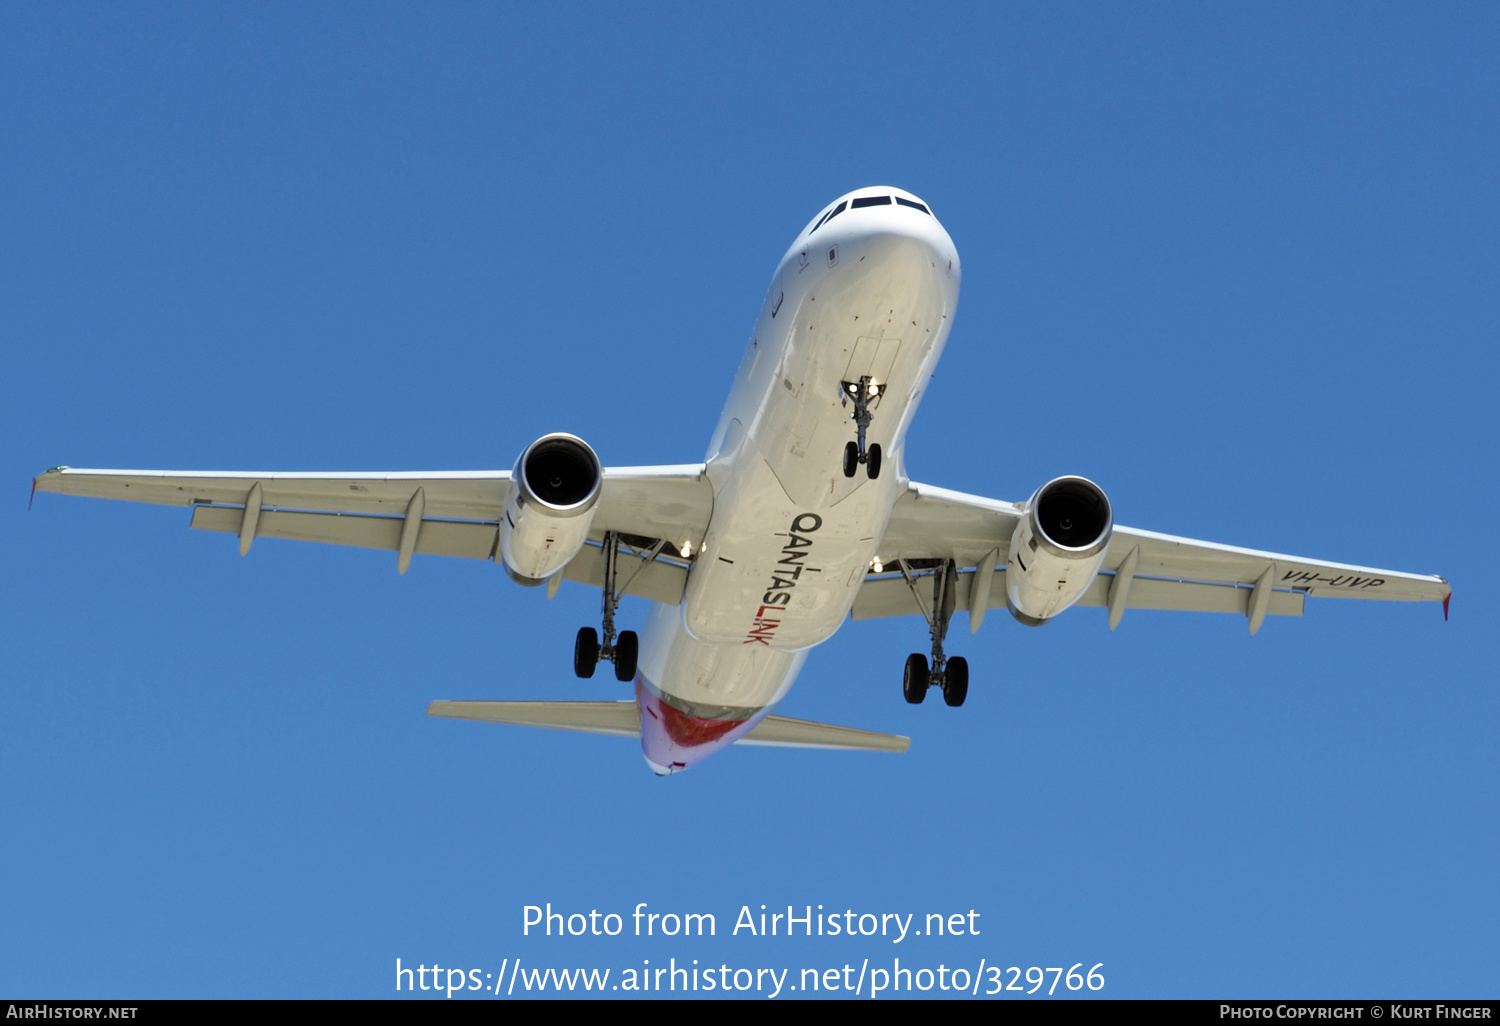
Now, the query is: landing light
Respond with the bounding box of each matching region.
[681,541,692,558]
[872,558,884,573]
[868,383,879,396]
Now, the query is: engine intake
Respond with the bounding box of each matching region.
[1006,475,1112,625]
[500,433,602,584]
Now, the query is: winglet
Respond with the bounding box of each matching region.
[1443,592,1451,621]
[30,466,67,510]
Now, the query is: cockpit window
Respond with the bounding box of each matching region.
[851,195,892,208]
[810,200,846,233]
[895,196,931,215]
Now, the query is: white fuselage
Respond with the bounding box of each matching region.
[635,187,961,773]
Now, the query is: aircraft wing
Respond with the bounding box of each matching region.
[856,480,1449,626]
[31,464,713,604]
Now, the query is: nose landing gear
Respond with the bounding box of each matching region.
[841,375,884,480]
[573,531,653,682]
[897,560,969,707]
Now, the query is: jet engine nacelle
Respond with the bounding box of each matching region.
[499,433,602,585]
[1006,475,1113,625]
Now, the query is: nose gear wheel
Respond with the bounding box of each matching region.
[841,375,884,480]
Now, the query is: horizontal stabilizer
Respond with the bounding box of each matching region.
[427,700,640,737]
[426,700,910,753]
[736,714,910,753]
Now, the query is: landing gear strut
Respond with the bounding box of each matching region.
[574,531,655,682]
[841,375,884,480]
[898,560,968,707]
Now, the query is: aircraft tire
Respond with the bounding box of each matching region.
[867,443,882,479]
[843,441,859,478]
[574,627,599,678]
[614,630,639,682]
[942,656,968,707]
[903,653,929,704]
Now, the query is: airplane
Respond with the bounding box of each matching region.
[33,185,1450,775]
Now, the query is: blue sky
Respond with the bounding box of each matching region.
[2,2,1495,999]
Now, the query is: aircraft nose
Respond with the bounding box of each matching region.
[822,212,958,284]
[814,227,958,300]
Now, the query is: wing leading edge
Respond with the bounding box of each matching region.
[862,480,1448,623]
[32,464,714,605]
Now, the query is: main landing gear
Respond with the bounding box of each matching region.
[573,530,649,682]
[897,560,969,707]
[841,375,884,480]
